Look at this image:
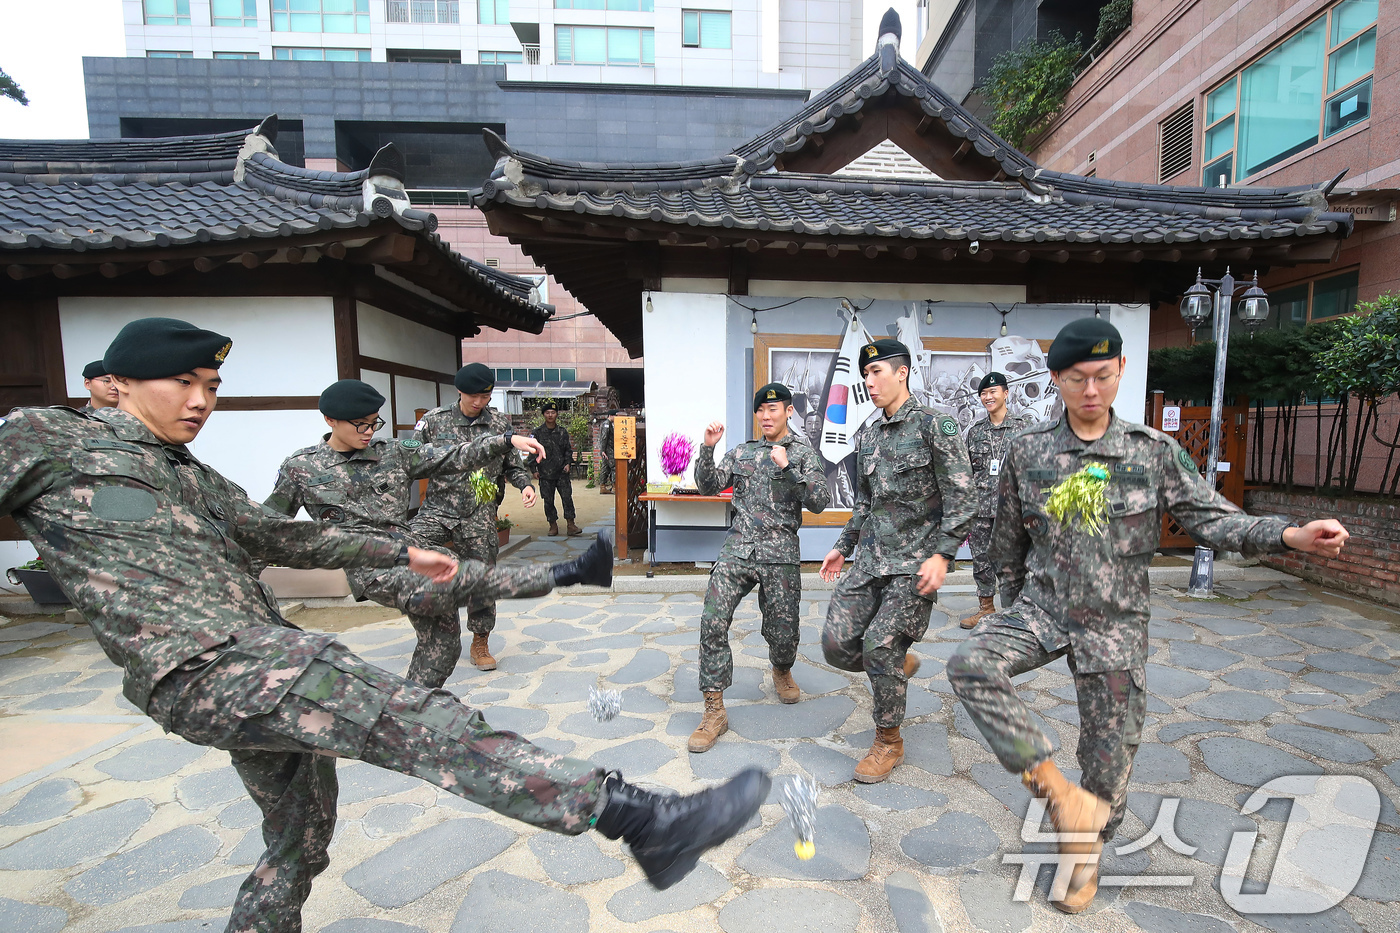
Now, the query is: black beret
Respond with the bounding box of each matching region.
[319,379,386,420]
[103,318,232,379]
[541,401,558,413]
[82,360,108,380]
[1046,319,1123,370]
[455,363,495,394]
[977,372,1008,393]
[753,382,793,412]
[859,338,911,368]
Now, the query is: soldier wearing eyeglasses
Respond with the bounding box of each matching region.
[947,318,1350,915]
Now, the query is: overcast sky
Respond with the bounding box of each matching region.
[0,0,920,140]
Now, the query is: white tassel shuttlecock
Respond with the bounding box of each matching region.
[780,773,820,860]
[588,686,623,722]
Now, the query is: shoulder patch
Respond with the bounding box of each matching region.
[940,417,959,436]
[413,419,426,431]
[1177,448,1198,471]
[400,438,423,450]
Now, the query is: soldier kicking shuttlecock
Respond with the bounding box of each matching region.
[781,773,820,860]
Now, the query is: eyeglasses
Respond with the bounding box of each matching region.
[1057,371,1121,393]
[348,418,386,434]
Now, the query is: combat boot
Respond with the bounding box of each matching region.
[960,596,996,630]
[469,634,496,671]
[1021,759,1109,914]
[904,653,921,679]
[551,533,614,588]
[771,666,800,704]
[566,520,583,536]
[548,521,560,536]
[593,767,770,890]
[854,726,903,783]
[688,691,728,752]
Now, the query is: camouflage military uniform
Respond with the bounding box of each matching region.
[964,414,1033,598]
[0,406,605,933]
[694,434,830,691]
[264,433,551,687]
[948,412,1294,839]
[410,404,534,637]
[532,422,576,524]
[598,419,615,489]
[823,397,975,727]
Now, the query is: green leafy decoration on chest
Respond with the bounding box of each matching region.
[468,468,498,504]
[1044,462,1111,536]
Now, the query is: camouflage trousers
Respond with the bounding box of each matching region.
[968,516,997,599]
[699,560,800,693]
[946,609,1146,841]
[539,471,576,523]
[349,555,550,687]
[410,513,502,638]
[822,568,935,729]
[147,633,606,933]
[597,456,615,488]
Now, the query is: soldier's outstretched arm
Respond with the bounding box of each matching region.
[407,433,543,480]
[0,412,56,517]
[925,415,977,556]
[227,489,401,570]
[794,446,831,514]
[1159,436,1292,557]
[260,460,304,518]
[991,446,1031,604]
[694,424,733,495]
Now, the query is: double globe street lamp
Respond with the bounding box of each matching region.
[1178,268,1270,598]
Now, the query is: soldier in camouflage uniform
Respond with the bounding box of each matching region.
[411,362,537,671]
[960,371,1034,629]
[81,359,119,411]
[533,401,581,536]
[820,338,975,783]
[263,378,555,688]
[0,317,769,933]
[597,412,617,492]
[687,383,831,753]
[947,318,1349,914]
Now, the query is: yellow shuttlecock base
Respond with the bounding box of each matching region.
[794,840,816,860]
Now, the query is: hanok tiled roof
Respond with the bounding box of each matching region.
[1,116,550,333]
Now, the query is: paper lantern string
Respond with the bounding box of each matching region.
[588,686,623,722]
[1044,461,1111,536]
[780,774,820,860]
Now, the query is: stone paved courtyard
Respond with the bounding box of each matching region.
[1,532,1397,933]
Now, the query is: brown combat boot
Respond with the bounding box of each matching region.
[903,653,921,679]
[688,691,728,753]
[854,726,904,783]
[566,520,583,536]
[1021,759,1110,913]
[469,634,497,671]
[960,596,996,630]
[548,521,560,536]
[772,666,800,704]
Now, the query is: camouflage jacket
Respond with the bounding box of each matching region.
[263,433,512,540]
[695,433,830,564]
[531,423,574,477]
[0,407,400,712]
[834,396,976,575]
[412,404,533,536]
[993,411,1292,672]
[599,420,614,457]
[965,413,1034,517]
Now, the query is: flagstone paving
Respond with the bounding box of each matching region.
[0,541,1396,933]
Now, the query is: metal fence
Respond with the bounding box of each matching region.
[385,0,458,23]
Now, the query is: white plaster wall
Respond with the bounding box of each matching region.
[359,370,396,434]
[357,303,458,376]
[59,296,338,397]
[1109,303,1151,425]
[643,292,728,483]
[395,376,439,427]
[0,541,39,579]
[187,409,333,504]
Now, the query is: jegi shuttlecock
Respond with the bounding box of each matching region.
[780,773,820,860]
[588,686,623,722]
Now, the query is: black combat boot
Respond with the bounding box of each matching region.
[551,532,614,588]
[593,768,770,890]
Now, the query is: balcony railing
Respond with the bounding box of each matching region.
[385,0,458,23]
[522,43,540,64]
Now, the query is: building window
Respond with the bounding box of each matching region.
[147,50,195,58]
[388,48,462,62]
[544,368,560,381]
[682,10,731,49]
[556,26,654,65]
[528,368,545,381]
[554,0,654,9]
[214,51,261,58]
[1310,269,1360,321]
[1202,0,1376,185]
[1157,102,1193,182]
[496,368,513,381]
[478,0,508,25]
[212,0,258,26]
[562,368,577,381]
[271,0,370,34]
[479,50,523,63]
[386,0,459,23]
[273,47,372,60]
[144,0,191,25]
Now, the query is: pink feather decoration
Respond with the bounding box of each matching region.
[660,432,695,477]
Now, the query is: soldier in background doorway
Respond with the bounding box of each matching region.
[534,401,581,537]
[597,411,617,493]
[82,360,119,411]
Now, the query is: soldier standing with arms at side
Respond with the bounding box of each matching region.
[412,363,537,672]
[597,410,617,493]
[0,318,770,933]
[81,360,119,411]
[948,318,1349,914]
[960,371,1033,629]
[687,383,831,753]
[534,401,581,536]
[820,339,975,783]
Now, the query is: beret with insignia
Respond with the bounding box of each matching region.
[82,360,108,380]
[104,317,233,379]
[860,338,911,369]
[319,379,386,420]
[753,382,793,412]
[454,362,495,394]
[1046,318,1123,371]
[541,401,558,413]
[977,371,1008,393]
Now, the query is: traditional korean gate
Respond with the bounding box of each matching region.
[1151,393,1249,548]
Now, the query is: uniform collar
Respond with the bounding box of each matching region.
[757,431,797,448]
[453,403,493,425]
[882,395,920,425]
[320,434,383,462]
[1053,409,1128,458]
[93,408,204,465]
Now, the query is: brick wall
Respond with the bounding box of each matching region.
[1245,489,1400,608]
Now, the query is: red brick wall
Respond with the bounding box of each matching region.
[1245,488,1400,607]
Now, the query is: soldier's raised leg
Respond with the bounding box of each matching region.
[1072,666,1146,842]
[961,516,998,629]
[692,561,760,752]
[756,563,802,703]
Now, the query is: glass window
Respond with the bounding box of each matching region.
[544,368,560,382]
[528,368,544,382]
[512,368,528,380]
[212,0,258,26]
[1325,77,1370,137]
[273,46,371,60]
[1202,153,1233,188]
[214,51,260,58]
[272,0,369,33]
[561,368,577,381]
[478,0,508,24]
[1311,270,1359,320]
[556,26,653,65]
[479,50,523,63]
[1238,18,1325,177]
[148,50,194,57]
[554,0,653,8]
[1328,27,1374,91]
[144,0,191,25]
[1330,0,1378,43]
[682,11,731,48]
[1205,79,1236,124]
[496,368,513,381]
[1270,284,1310,331]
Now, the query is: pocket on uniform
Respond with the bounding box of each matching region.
[1108,489,1159,558]
[1123,669,1147,746]
[70,452,170,533]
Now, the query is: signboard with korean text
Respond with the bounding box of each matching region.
[615,416,637,459]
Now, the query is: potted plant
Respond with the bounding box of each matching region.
[6,557,70,606]
[496,513,514,547]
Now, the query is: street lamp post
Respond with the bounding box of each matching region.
[1178,268,1270,598]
